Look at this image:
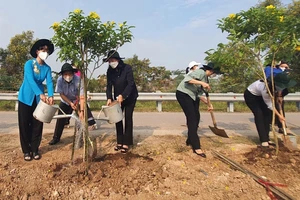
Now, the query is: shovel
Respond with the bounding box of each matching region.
[205,92,229,138]
[278,102,298,150]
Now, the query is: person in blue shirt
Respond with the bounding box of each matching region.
[264,61,291,133]
[18,39,54,161]
[48,63,97,145]
[264,63,283,78]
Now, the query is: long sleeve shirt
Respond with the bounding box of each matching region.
[106,62,138,103]
[18,59,53,106]
[176,69,207,101]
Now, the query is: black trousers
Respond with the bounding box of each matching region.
[176,90,201,149]
[52,102,95,140]
[244,89,271,143]
[115,99,137,146]
[18,100,43,153]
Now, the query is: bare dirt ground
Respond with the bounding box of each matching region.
[1,129,300,200]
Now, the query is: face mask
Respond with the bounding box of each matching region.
[210,73,217,78]
[63,75,73,82]
[280,67,286,71]
[109,61,118,69]
[38,51,49,61]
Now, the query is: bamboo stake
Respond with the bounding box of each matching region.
[212,150,296,200]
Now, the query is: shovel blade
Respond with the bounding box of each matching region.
[209,126,229,138]
[282,135,298,151]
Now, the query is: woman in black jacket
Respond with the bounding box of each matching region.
[103,50,138,153]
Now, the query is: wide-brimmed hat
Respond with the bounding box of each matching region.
[59,63,78,74]
[202,62,221,73]
[30,39,54,58]
[273,72,297,90]
[188,61,201,69]
[103,50,125,62]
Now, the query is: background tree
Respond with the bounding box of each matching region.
[0,31,35,91]
[256,0,282,7]
[125,55,173,92]
[5,31,35,77]
[206,2,300,89]
[205,42,259,92]
[210,1,300,152]
[51,9,134,167]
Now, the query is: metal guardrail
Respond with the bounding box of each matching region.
[1,92,300,112]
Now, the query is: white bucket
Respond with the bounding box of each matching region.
[33,100,59,123]
[102,102,123,124]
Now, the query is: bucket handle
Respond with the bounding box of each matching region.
[57,106,67,115]
[96,107,104,120]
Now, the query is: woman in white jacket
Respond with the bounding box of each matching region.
[244,72,296,147]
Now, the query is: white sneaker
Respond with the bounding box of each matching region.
[261,142,269,147]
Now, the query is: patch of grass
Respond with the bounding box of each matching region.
[173,141,188,153]
[0,101,15,111]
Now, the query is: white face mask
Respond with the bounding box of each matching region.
[280,67,286,71]
[38,51,49,61]
[109,61,118,69]
[63,75,73,82]
[210,73,217,78]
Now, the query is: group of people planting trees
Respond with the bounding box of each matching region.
[16,38,297,161]
[17,40,138,161]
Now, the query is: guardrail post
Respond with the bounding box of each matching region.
[227,102,234,112]
[15,101,18,111]
[296,102,300,111]
[156,101,162,112]
[15,92,18,111]
[155,91,163,112]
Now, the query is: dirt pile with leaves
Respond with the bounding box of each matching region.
[0,132,299,200]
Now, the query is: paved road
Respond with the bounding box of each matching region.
[1,111,299,137]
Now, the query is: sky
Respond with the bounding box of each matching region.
[0,0,293,76]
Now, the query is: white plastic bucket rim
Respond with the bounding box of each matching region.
[33,100,59,123]
[101,102,123,124]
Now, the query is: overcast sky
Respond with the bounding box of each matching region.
[0,0,293,76]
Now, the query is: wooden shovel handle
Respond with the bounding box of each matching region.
[205,92,217,127]
[278,102,287,136]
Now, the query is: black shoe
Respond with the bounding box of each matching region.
[49,138,60,145]
[32,152,41,160]
[193,149,206,158]
[186,140,190,146]
[24,153,32,161]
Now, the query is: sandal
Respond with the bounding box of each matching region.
[268,141,276,147]
[32,152,41,160]
[121,146,129,154]
[114,145,122,151]
[24,153,32,161]
[193,149,206,158]
[88,124,98,131]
